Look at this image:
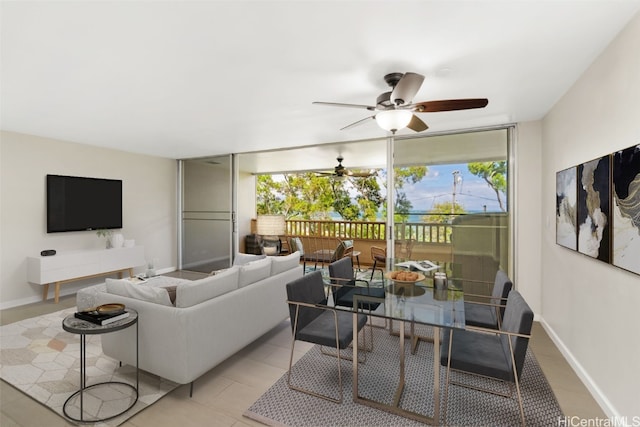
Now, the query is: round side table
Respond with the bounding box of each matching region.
[62,308,139,423]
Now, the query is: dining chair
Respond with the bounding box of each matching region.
[463,269,513,329]
[329,257,386,351]
[440,290,534,426]
[286,270,368,403]
[370,245,386,281]
[329,257,384,311]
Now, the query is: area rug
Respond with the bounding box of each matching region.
[244,324,563,426]
[0,307,179,426]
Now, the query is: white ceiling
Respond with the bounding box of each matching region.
[2,1,640,169]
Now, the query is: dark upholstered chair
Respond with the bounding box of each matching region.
[329,257,384,312]
[464,269,513,329]
[440,290,534,426]
[286,270,368,403]
[370,246,386,281]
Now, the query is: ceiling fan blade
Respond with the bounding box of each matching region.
[407,114,429,132]
[313,101,376,111]
[340,115,375,131]
[413,98,489,113]
[390,72,425,106]
[348,170,376,177]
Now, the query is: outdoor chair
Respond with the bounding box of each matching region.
[464,269,513,329]
[286,271,368,403]
[440,290,534,426]
[288,236,319,271]
[309,240,347,269]
[370,245,386,281]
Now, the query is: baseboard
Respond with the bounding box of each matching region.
[538,316,620,419]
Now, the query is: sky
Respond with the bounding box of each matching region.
[401,163,507,214]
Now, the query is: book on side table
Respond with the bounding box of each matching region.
[75,303,130,325]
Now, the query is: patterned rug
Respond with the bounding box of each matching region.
[0,307,178,426]
[244,323,564,426]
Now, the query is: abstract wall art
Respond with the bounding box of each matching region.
[556,166,577,250]
[559,144,640,276]
[612,144,640,275]
[577,155,610,262]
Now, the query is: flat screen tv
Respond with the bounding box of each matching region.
[47,174,123,233]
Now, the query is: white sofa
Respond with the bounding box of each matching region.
[83,252,303,391]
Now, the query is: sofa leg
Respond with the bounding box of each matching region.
[190,381,194,397]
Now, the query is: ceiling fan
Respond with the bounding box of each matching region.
[313,72,488,132]
[316,156,376,178]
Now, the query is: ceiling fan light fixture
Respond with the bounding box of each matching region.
[375,109,413,132]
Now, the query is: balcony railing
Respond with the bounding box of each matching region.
[284,219,452,244]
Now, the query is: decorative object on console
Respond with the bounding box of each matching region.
[256,215,286,255]
[96,228,114,248]
[123,239,135,248]
[111,232,125,248]
[145,259,157,277]
[41,249,56,256]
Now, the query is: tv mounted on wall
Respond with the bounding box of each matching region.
[47,174,123,233]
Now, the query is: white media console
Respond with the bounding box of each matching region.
[27,246,146,303]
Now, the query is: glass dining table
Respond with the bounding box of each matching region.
[347,259,466,425]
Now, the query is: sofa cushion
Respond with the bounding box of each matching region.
[105,278,173,306]
[238,257,272,288]
[271,251,301,275]
[233,253,267,266]
[175,267,240,308]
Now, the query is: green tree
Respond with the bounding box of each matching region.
[380,166,428,222]
[467,161,507,212]
[422,201,466,223]
[257,165,427,223]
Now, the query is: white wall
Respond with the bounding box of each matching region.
[0,131,178,308]
[514,121,543,315]
[236,169,256,252]
[540,12,640,419]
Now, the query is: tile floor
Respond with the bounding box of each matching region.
[1,285,605,426]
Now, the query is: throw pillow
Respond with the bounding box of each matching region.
[163,285,177,305]
[105,278,173,306]
[271,251,301,275]
[175,267,240,308]
[233,253,267,266]
[238,257,272,288]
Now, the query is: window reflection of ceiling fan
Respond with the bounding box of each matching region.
[316,156,376,178]
[313,72,488,132]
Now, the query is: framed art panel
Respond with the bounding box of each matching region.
[612,144,640,275]
[577,155,610,262]
[556,166,577,250]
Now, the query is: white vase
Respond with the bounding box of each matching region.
[111,233,124,248]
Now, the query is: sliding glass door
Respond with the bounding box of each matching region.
[179,156,233,273]
[393,128,511,292]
